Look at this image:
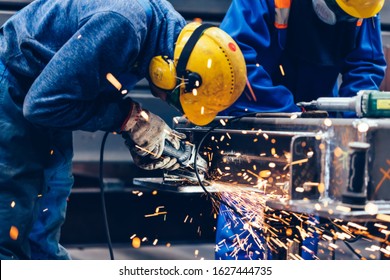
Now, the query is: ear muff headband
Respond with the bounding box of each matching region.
[176,23,215,92]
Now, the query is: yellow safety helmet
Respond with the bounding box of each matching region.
[149,22,246,126]
[335,0,384,18]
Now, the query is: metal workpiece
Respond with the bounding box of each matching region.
[167,115,390,221]
[131,114,390,259]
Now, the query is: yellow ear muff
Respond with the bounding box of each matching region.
[149,56,177,90]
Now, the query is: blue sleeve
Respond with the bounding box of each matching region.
[339,15,386,98]
[23,12,140,132]
[220,0,300,115]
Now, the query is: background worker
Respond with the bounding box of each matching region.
[0,0,246,259]
[216,0,386,260]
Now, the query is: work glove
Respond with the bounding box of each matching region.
[121,102,186,170]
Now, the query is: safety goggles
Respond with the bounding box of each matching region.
[166,87,184,114]
[312,0,356,25]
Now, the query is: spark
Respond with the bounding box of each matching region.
[220,119,227,126]
[246,169,260,179]
[365,245,379,252]
[376,214,390,223]
[283,158,309,170]
[132,237,141,248]
[145,206,167,217]
[364,202,379,215]
[106,73,122,90]
[132,190,144,197]
[246,78,257,102]
[140,111,149,121]
[333,147,344,157]
[374,223,388,229]
[290,114,298,120]
[346,222,367,231]
[9,226,19,240]
[323,118,332,127]
[279,65,285,76]
[318,183,325,194]
[259,170,271,178]
[380,247,390,255]
[322,234,333,242]
[135,145,158,158]
[357,122,370,133]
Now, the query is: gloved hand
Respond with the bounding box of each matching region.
[121,102,186,170]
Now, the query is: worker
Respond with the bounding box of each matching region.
[0,0,246,259]
[215,0,386,260]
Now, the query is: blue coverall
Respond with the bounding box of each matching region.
[216,0,386,260]
[0,0,185,259]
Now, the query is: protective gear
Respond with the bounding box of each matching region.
[312,0,340,25]
[336,0,384,19]
[121,102,186,170]
[149,22,247,126]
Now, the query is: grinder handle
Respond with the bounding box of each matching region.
[163,140,193,165]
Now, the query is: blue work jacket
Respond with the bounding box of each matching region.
[219,0,386,115]
[0,0,185,132]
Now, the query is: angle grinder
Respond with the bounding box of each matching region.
[162,139,209,184]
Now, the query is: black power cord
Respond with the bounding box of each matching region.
[99,131,115,260]
[328,218,366,260]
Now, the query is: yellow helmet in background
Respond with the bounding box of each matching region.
[149,22,246,126]
[335,0,384,18]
